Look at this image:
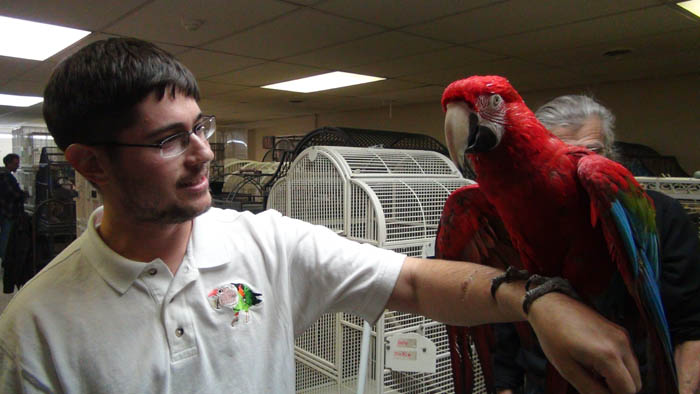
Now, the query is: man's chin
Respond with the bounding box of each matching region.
[150,199,212,224]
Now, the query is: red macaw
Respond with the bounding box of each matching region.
[436,75,677,393]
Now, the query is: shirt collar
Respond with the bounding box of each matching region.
[187,208,235,269]
[83,207,166,294]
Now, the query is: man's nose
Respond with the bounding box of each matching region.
[188,133,215,164]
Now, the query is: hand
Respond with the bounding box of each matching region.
[528,293,641,394]
[497,390,514,394]
[675,340,700,394]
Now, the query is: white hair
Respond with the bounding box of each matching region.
[535,95,617,159]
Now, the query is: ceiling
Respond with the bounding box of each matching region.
[0,0,698,128]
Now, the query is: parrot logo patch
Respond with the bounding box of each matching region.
[207,283,262,327]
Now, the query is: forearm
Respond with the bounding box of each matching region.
[675,340,700,394]
[387,257,528,326]
[388,257,641,393]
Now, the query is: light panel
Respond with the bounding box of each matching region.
[0,94,43,107]
[0,15,91,61]
[678,0,700,17]
[262,71,385,93]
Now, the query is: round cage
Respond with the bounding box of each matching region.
[267,146,474,394]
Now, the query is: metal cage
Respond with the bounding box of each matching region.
[267,146,474,393]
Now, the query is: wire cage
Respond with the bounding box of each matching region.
[292,127,449,158]
[34,147,77,272]
[637,176,700,238]
[267,146,474,393]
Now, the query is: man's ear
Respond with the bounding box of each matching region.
[64,144,110,186]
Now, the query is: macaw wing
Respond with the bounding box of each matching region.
[576,153,678,392]
[436,184,522,394]
[436,184,520,269]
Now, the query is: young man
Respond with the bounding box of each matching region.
[493,95,700,394]
[0,39,642,393]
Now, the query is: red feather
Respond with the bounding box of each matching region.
[437,75,677,394]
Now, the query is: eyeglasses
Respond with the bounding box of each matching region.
[92,115,216,158]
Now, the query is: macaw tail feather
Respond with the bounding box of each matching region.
[610,200,677,391]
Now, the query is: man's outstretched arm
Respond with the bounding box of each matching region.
[387,257,642,394]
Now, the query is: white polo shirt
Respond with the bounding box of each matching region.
[0,207,405,393]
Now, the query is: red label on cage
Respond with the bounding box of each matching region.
[393,350,417,360]
[397,338,417,348]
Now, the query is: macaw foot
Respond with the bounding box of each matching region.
[490,266,531,299]
[523,275,581,314]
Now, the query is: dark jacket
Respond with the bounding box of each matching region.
[0,168,25,219]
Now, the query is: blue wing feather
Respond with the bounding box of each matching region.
[578,154,677,391]
[610,200,670,351]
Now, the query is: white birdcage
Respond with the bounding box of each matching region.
[267,146,475,394]
[637,176,700,239]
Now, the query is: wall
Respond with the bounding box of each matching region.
[0,127,14,160]
[240,73,699,174]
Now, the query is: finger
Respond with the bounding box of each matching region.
[594,355,639,394]
[559,362,612,394]
[622,349,642,392]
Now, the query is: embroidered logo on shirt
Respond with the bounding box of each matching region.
[207,283,262,327]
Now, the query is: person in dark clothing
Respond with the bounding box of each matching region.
[493,95,700,394]
[0,153,25,265]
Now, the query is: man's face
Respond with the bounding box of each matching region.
[7,158,19,172]
[101,90,214,224]
[549,116,606,157]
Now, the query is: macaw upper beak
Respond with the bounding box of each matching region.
[445,101,470,172]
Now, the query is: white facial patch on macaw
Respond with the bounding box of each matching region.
[207,282,263,327]
[475,94,506,134]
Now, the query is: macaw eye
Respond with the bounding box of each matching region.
[489,94,503,108]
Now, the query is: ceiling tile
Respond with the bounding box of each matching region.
[282,31,451,69]
[104,0,298,47]
[401,58,588,93]
[0,0,144,31]
[0,57,40,84]
[362,85,446,105]
[202,61,328,86]
[210,87,297,103]
[573,48,700,82]
[403,0,662,44]
[471,5,699,56]
[346,45,506,78]
[314,0,502,28]
[320,79,422,97]
[0,105,44,126]
[533,27,700,67]
[0,79,47,96]
[9,61,58,85]
[203,8,384,59]
[197,81,248,98]
[177,49,264,78]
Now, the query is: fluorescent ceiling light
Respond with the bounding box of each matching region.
[0,15,90,61]
[678,0,700,17]
[262,71,385,93]
[0,94,43,107]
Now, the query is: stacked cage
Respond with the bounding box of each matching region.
[637,176,700,238]
[12,126,57,213]
[267,146,473,393]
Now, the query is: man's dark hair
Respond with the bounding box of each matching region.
[3,153,19,166]
[43,37,200,151]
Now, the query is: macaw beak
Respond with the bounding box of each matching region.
[444,101,470,172]
[465,116,498,154]
[445,101,500,171]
